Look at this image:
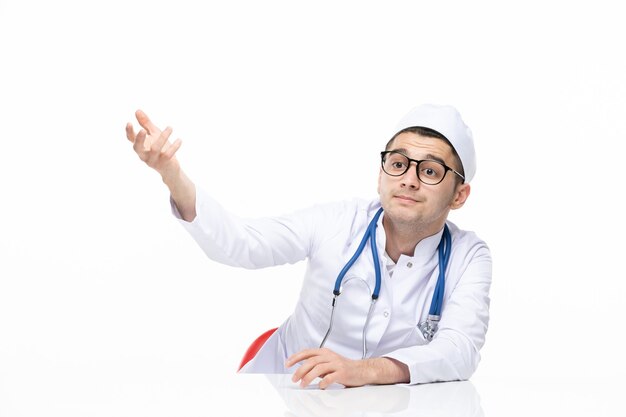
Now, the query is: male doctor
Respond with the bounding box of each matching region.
[125,104,491,388]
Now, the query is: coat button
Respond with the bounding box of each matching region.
[407,262,413,268]
[383,311,389,318]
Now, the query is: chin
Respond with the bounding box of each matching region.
[386,205,419,223]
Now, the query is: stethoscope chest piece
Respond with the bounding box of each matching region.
[418,314,441,342]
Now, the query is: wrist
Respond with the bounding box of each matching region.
[160,168,197,222]
[365,357,409,385]
[160,165,182,187]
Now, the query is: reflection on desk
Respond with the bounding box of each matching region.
[3,356,622,416]
[264,373,484,417]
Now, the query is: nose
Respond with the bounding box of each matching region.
[400,162,421,189]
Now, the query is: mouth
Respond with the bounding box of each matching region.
[394,195,420,203]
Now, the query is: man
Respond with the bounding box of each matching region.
[125,104,491,388]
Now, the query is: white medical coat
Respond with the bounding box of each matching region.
[172,188,492,384]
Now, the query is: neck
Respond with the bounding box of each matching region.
[383,217,442,263]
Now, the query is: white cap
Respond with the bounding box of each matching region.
[393,104,476,183]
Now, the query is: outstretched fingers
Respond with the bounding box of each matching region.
[125,122,136,143]
[133,129,148,158]
[135,109,160,135]
[151,126,173,154]
[144,128,171,165]
[126,110,182,177]
[163,138,182,159]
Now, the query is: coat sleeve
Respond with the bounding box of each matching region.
[170,187,347,269]
[383,239,492,384]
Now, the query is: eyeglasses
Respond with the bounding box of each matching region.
[380,151,465,185]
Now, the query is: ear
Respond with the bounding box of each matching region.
[377,168,383,195]
[451,183,470,210]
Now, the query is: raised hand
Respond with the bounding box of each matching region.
[126,109,182,180]
[125,109,196,221]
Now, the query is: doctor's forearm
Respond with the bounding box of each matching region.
[162,168,197,222]
[365,357,410,385]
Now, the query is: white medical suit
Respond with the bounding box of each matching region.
[172,188,492,384]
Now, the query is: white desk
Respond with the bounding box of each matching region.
[0,359,623,416]
[259,373,482,417]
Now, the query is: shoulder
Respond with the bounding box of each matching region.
[445,220,491,258]
[445,221,492,288]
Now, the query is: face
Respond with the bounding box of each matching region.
[377,132,470,234]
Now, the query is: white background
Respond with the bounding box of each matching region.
[1,0,625,415]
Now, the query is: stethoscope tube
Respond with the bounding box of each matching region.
[320,207,452,357]
[419,223,451,341]
[320,208,383,354]
[331,208,384,297]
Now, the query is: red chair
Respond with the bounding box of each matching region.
[238,327,278,371]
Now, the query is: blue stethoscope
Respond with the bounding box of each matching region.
[319,207,452,358]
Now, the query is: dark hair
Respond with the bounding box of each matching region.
[385,126,465,182]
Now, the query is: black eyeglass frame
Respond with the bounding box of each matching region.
[380,150,465,185]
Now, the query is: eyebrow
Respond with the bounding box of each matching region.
[425,153,446,165]
[390,148,447,165]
